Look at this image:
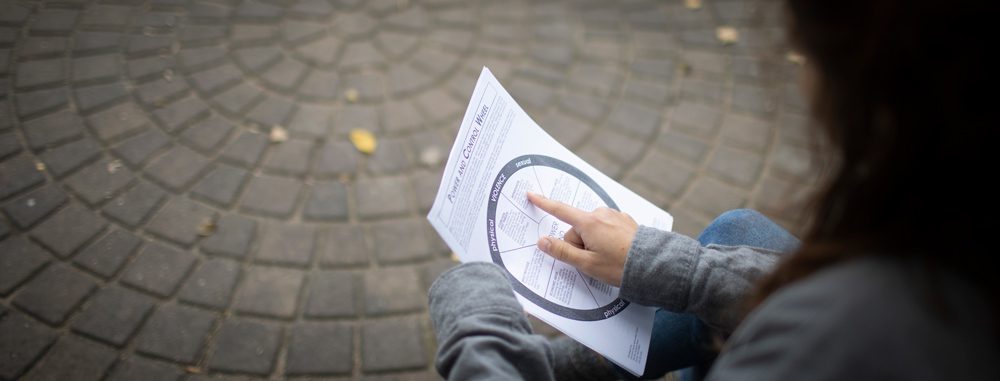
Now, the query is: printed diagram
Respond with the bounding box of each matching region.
[486,154,630,321]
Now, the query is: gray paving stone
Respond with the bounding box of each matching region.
[71,285,156,347]
[332,104,379,134]
[0,154,46,200]
[364,267,424,315]
[707,146,765,186]
[178,46,227,69]
[1,184,67,228]
[234,266,305,318]
[263,139,312,176]
[731,83,777,115]
[213,82,262,115]
[21,335,116,381]
[37,136,101,177]
[30,9,80,35]
[30,204,107,258]
[72,54,120,83]
[146,145,211,191]
[208,318,282,375]
[682,177,748,218]
[201,214,257,259]
[137,78,190,107]
[15,87,69,119]
[286,323,354,376]
[247,95,296,127]
[111,128,171,167]
[102,182,166,227]
[681,78,725,102]
[135,304,216,364]
[126,55,175,80]
[106,356,184,381]
[623,80,672,106]
[255,223,316,267]
[304,270,357,318]
[240,174,303,218]
[74,31,122,54]
[421,258,458,291]
[234,45,282,70]
[0,131,20,159]
[15,58,65,89]
[340,72,384,102]
[304,181,349,221]
[180,115,234,153]
[0,312,58,380]
[367,138,413,174]
[221,130,269,167]
[145,197,215,247]
[558,92,609,122]
[121,243,197,297]
[631,150,696,199]
[190,163,249,207]
[356,176,413,219]
[87,102,150,142]
[178,257,241,310]
[318,224,370,267]
[0,237,51,296]
[287,104,333,136]
[151,96,208,133]
[65,158,135,205]
[260,57,307,90]
[362,317,426,372]
[588,129,646,165]
[0,218,8,239]
[73,229,143,279]
[313,140,360,177]
[125,35,172,56]
[371,218,432,264]
[13,263,97,325]
[655,130,712,164]
[383,100,425,132]
[299,70,342,99]
[189,63,242,93]
[607,102,663,138]
[21,110,84,150]
[671,101,723,138]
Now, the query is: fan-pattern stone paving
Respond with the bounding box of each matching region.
[0,0,815,379]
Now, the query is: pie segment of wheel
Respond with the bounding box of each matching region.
[486,154,630,321]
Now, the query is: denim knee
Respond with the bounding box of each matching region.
[711,209,765,230]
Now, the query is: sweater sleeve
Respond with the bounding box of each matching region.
[619,226,783,334]
[429,262,555,381]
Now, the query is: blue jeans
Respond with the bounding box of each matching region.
[618,209,800,380]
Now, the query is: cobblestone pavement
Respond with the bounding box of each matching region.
[0,0,816,379]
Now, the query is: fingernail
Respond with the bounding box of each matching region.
[538,237,550,252]
[528,192,543,199]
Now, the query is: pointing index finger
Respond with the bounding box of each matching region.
[527,192,586,226]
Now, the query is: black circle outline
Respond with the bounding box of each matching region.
[487,154,630,321]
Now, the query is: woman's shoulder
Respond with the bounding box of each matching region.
[711,257,998,380]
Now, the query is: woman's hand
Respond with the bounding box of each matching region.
[527,192,638,287]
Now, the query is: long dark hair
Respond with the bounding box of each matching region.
[752,0,996,320]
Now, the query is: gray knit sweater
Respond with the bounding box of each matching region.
[428,226,998,380]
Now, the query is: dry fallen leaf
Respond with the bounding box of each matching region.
[269,125,288,143]
[34,161,45,171]
[344,88,360,103]
[197,217,216,237]
[786,51,807,65]
[685,0,702,10]
[184,366,202,374]
[349,128,377,154]
[419,146,443,167]
[716,26,739,45]
[107,160,122,174]
[450,252,460,262]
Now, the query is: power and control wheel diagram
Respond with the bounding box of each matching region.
[486,154,629,321]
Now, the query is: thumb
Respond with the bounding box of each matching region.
[538,236,588,268]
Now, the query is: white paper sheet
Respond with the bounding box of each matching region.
[427,67,674,377]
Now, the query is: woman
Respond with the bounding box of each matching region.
[428,0,997,379]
